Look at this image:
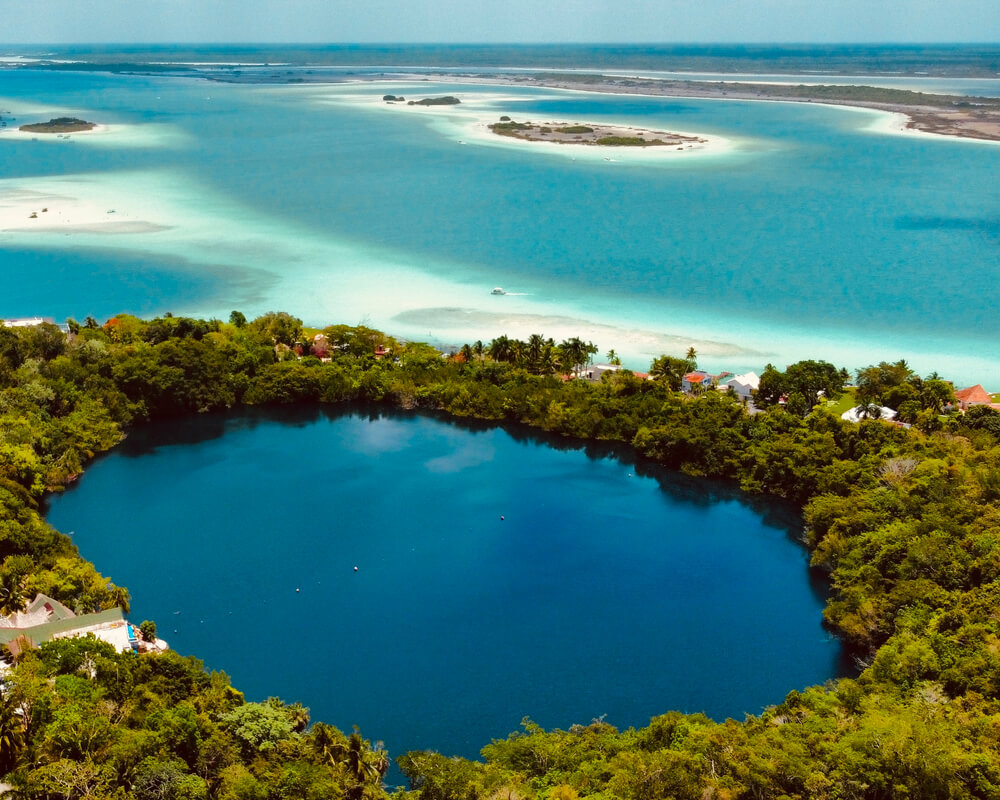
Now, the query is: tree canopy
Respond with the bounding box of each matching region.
[0,314,997,799]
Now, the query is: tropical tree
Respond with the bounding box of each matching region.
[527,334,546,371]
[329,728,388,800]
[510,339,526,366]
[488,335,513,363]
[0,690,25,773]
[558,338,597,374]
[606,349,621,366]
[858,401,885,420]
[105,584,130,614]
[649,354,694,391]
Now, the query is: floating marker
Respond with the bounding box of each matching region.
[500,515,505,521]
[353,566,359,572]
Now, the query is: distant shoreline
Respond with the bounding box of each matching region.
[5,57,998,141]
[497,75,1000,143]
[206,68,1000,143]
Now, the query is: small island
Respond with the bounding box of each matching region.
[382,94,405,102]
[407,96,461,106]
[488,117,706,147]
[19,116,97,133]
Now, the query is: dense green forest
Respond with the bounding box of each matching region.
[1,311,999,799]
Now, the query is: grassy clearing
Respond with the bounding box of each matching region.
[825,387,857,416]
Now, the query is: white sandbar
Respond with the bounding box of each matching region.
[301,83,736,163]
[0,184,169,235]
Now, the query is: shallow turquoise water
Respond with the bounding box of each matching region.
[2,67,998,383]
[45,408,845,762]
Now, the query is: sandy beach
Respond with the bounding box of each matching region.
[392,306,759,359]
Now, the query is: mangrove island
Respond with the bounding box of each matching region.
[489,117,707,147]
[406,95,461,106]
[18,116,97,133]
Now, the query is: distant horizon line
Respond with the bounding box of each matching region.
[2,41,999,48]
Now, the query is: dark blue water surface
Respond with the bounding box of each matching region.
[45,407,845,763]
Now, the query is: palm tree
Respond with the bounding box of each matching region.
[473,340,484,361]
[606,349,621,366]
[488,335,512,363]
[510,339,526,366]
[311,722,342,767]
[0,692,24,773]
[685,346,697,363]
[858,401,884,421]
[105,584,131,614]
[369,741,390,778]
[328,727,388,799]
[285,702,310,733]
[459,344,474,363]
[559,338,595,374]
[0,577,26,618]
[526,334,545,371]
[540,345,559,375]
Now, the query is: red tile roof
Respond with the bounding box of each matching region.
[956,384,991,407]
[683,372,707,383]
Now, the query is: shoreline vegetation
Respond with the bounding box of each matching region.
[488,117,706,147]
[2,311,1000,797]
[404,95,460,106]
[17,116,97,133]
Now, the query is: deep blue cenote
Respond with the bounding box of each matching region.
[45,408,847,763]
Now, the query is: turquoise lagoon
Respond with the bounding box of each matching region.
[45,408,847,762]
[1,67,998,383]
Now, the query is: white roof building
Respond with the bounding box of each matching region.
[724,371,760,399]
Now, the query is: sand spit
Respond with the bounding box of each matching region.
[309,86,734,161]
[392,307,761,359]
[0,123,110,141]
[0,187,170,235]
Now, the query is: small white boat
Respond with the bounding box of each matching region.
[491,287,506,295]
